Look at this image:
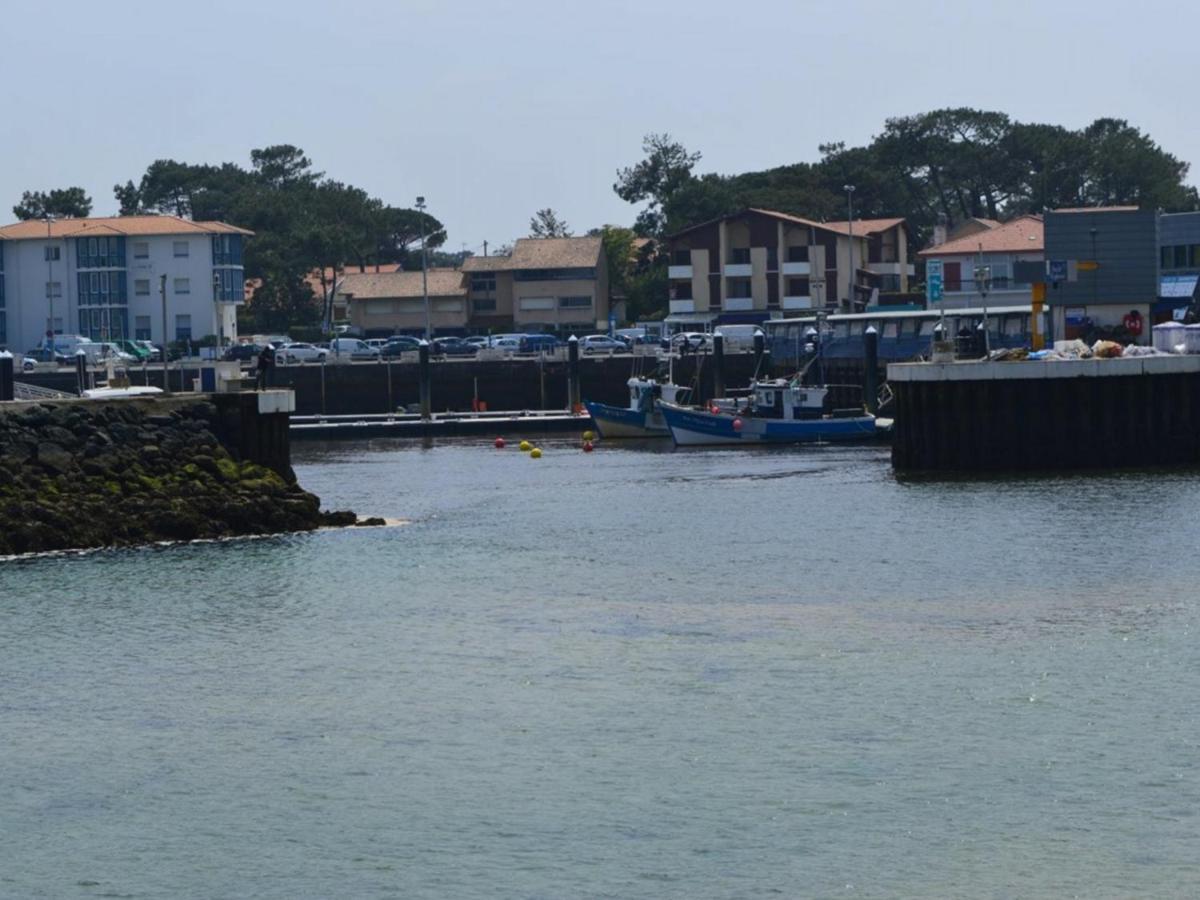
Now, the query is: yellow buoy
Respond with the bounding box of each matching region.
[519,440,532,452]
[582,430,595,442]
[530,448,542,459]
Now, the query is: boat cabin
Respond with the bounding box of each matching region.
[750,379,827,420]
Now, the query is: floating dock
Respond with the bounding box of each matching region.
[889,356,1200,472]
[290,409,594,440]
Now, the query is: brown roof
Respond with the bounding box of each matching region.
[919,215,1044,257]
[670,208,877,240]
[337,268,466,300]
[820,218,907,237]
[461,254,513,272]
[461,236,603,271]
[0,214,253,239]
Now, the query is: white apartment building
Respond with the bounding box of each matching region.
[0,215,250,351]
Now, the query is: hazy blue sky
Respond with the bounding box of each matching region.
[1,0,1194,251]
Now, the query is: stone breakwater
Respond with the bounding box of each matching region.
[0,397,363,556]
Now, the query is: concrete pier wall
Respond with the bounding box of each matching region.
[889,357,1200,472]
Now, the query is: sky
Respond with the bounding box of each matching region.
[1,0,1195,252]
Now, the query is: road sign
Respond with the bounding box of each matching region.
[1077,260,1100,272]
[928,274,943,302]
[1048,259,1067,282]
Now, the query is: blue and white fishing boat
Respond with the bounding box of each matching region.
[585,378,692,438]
[659,379,881,446]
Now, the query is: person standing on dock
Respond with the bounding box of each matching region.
[256,344,275,390]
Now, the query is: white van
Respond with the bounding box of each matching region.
[327,338,380,361]
[713,325,765,352]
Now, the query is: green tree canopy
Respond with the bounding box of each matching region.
[13,187,93,220]
[529,208,572,238]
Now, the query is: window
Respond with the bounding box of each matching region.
[174,277,190,294]
[473,298,497,312]
[135,279,150,296]
[173,241,189,258]
[175,314,192,341]
[45,281,62,298]
[787,278,809,296]
[787,245,809,262]
[559,296,591,308]
[671,281,693,300]
[766,247,778,271]
[44,246,60,261]
[46,316,64,334]
[133,242,149,259]
[879,274,902,292]
[728,280,752,299]
[671,249,691,266]
[470,275,496,292]
[135,316,152,341]
[730,247,751,265]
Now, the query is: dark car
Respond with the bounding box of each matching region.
[223,343,262,362]
[431,337,478,357]
[381,336,422,358]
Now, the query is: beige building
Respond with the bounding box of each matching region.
[464,236,610,333]
[339,269,467,335]
[665,208,912,327]
[335,236,611,336]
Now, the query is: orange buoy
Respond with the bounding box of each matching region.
[494,437,506,448]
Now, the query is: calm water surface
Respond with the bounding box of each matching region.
[2,439,1198,898]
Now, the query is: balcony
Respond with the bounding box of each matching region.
[724,263,752,277]
[669,299,696,314]
[781,261,810,276]
[782,296,813,310]
[724,297,754,312]
[668,265,693,279]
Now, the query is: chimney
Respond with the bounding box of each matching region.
[932,213,948,248]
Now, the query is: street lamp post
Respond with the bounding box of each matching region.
[843,185,856,312]
[212,272,223,359]
[975,243,992,356]
[416,196,431,341]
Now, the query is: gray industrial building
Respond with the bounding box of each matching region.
[1043,207,1159,341]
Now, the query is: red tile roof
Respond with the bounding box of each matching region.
[820,218,907,237]
[919,215,1044,257]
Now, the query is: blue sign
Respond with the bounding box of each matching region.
[1048,260,1068,283]
[928,274,944,302]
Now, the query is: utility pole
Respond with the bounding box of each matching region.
[212,272,222,359]
[843,185,856,312]
[483,240,489,258]
[160,274,170,392]
[45,215,56,358]
[416,195,431,340]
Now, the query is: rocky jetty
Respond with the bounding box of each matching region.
[0,398,353,555]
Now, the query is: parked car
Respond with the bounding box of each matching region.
[489,337,522,353]
[465,336,492,349]
[381,336,422,358]
[223,342,263,362]
[25,347,71,366]
[328,338,381,360]
[112,339,152,362]
[77,343,137,364]
[22,356,38,373]
[431,337,478,357]
[277,342,328,364]
[580,335,631,354]
[519,334,560,354]
[664,331,709,351]
[136,340,164,362]
[366,338,391,349]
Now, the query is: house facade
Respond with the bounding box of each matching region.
[336,236,611,337]
[663,208,910,328]
[463,236,609,334]
[918,215,1044,309]
[0,215,250,351]
[340,269,468,335]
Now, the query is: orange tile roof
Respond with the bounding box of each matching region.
[461,236,603,271]
[820,218,907,237]
[919,215,1044,257]
[338,268,466,300]
[0,214,253,239]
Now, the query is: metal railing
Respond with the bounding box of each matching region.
[14,381,76,400]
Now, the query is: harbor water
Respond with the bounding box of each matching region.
[2,439,1199,898]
